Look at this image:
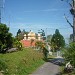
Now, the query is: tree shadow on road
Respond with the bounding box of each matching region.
[45,58,65,66]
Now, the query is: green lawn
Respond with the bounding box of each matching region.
[0,48,45,75]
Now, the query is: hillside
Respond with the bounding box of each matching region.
[0,48,45,75]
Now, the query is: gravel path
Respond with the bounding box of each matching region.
[29,58,64,75]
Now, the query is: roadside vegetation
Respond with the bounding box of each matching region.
[51,29,65,51]
[0,23,22,53]
[0,23,13,53]
[60,42,75,75]
[2,23,75,75]
[0,23,45,75]
[0,48,44,75]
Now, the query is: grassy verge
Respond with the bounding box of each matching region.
[0,48,45,75]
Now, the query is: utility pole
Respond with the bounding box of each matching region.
[0,7,1,23]
[73,0,75,42]
[0,0,3,23]
[0,0,2,23]
[46,28,47,42]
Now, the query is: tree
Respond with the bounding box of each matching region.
[35,41,44,50]
[16,29,29,41]
[38,29,46,40]
[51,29,65,51]
[61,0,75,42]
[17,29,21,36]
[0,23,13,53]
[47,35,52,43]
[14,39,22,50]
[42,45,49,60]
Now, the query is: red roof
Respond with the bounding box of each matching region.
[20,40,35,47]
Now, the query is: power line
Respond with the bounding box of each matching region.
[12,27,72,30]
[0,0,4,23]
[46,27,72,29]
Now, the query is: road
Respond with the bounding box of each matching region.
[29,58,64,75]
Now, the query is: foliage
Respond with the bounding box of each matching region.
[16,29,23,41]
[42,45,49,60]
[35,41,49,60]
[35,41,44,50]
[17,29,21,36]
[16,33,24,41]
[0,23,13,53]
[38,29,46,40]
[14,39,22,50]
[51,29,65,51]
[63,42,75,67]
[47,35,52,44]
[0,48,44,75]
[16,29,29,41]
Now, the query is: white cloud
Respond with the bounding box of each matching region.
[24,8,69,13]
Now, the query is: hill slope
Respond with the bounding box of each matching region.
[0,48,44,75]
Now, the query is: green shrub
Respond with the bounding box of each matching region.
[35,41,44,50]
[14,40,22,50]
[63,42,75,67]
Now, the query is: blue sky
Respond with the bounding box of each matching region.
[1,0,73,42]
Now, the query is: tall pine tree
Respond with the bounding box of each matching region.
[51,29,65,51]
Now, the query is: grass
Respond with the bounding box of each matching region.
[0,48,45,75]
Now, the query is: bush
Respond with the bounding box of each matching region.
[35,41,44,50]
[63,42,75,67]
[14,40,22,50]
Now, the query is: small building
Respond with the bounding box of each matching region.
[21,31,42,47]
[23,30,41,41]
